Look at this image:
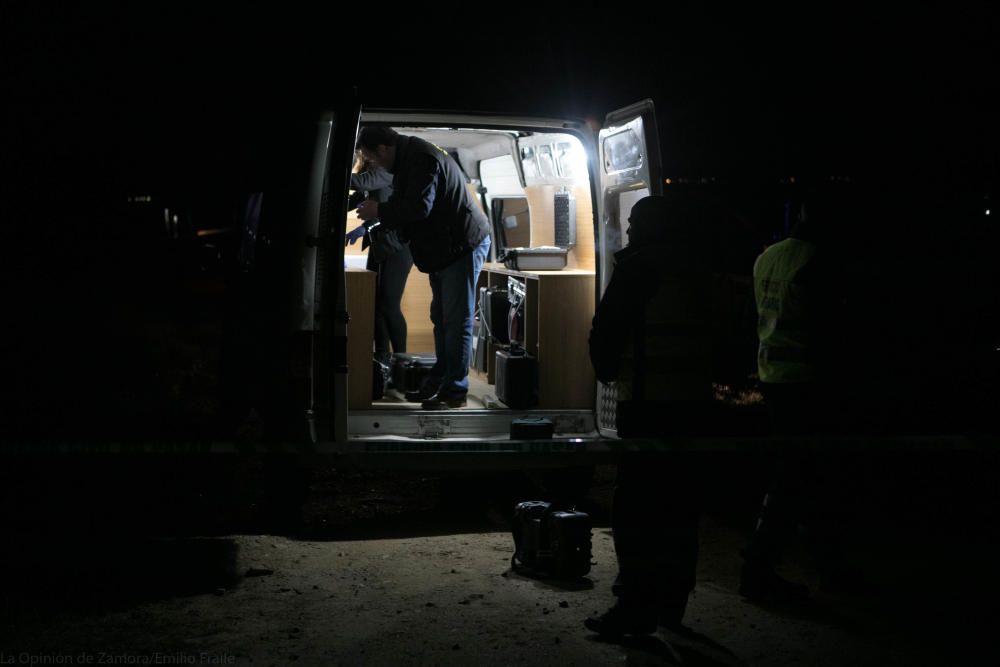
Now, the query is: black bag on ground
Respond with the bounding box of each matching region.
[372,359,391,400]
[391,353,436,393]
[511,501,591,579]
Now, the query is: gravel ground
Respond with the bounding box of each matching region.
[1,459,997,666]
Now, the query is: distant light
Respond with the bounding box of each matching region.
[789,176,796,184]
[986,209,991,216]
[665,178,672,185]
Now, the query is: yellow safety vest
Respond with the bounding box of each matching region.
[753,238,818,383]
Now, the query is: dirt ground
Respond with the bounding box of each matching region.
[2,459,998,666]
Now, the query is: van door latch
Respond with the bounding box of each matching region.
[417,416,451,439]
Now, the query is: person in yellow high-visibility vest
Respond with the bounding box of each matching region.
[741,197,852,603]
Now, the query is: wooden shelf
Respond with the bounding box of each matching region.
[346,268,376,410]
[481,265,595,409]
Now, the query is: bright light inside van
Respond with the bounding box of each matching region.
[559,142,589,183]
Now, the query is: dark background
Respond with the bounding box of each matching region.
[5,5,997,190]
[2,10,999,663]
[1,4,998,439]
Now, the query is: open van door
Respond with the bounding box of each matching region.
[299,101,361,444]
[595,99,662,437]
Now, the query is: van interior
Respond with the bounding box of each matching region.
[342,117,653,442]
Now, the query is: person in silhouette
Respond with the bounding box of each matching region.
[740,189,855,602]
[586,192,756,637]
[346,152,413,369]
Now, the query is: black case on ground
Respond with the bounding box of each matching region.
[512,500,592,579]
[390,353,436,393]
[496,350,537,409]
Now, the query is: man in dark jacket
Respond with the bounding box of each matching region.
[356,126,491,409]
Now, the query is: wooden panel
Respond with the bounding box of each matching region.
[523,185,596,271]
[568,184,595,271]
[536,273,596,408]
[346,268,376,410]
[525,186,555,248]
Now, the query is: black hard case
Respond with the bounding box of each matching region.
[495,350,537,409]
[510,417,554,439]
[513,500,592,579]
[390,353,436,392]
[548,509,592,578]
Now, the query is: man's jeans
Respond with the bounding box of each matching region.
[427,236,491,396]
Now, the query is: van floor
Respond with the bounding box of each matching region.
[373,371,505,410]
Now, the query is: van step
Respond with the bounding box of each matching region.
[348,409,594,439]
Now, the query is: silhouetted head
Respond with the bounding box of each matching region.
[627,191,727,246]
[791,184,855,246]
[357,126,401,172]
[625,190,758,272]
[626,195,670,246]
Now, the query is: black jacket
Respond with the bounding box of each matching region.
[590,243,757,437]
[376,135,490,273]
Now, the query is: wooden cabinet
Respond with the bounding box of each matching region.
[347,263,596,411]
[480,263,595,409]
[345,268,376,410]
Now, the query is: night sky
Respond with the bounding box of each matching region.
[4,4,997,191]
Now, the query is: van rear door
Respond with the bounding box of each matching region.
[301,101,361,444]
[596,99,663,437]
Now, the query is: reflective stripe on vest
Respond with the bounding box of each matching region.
[754,238,817,383]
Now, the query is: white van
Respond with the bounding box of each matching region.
[297,99,662,461]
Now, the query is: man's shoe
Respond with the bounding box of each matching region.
[421,393,467,410]
[739,562,810,604]
[404,386,437,402]
[584,604,656,638]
